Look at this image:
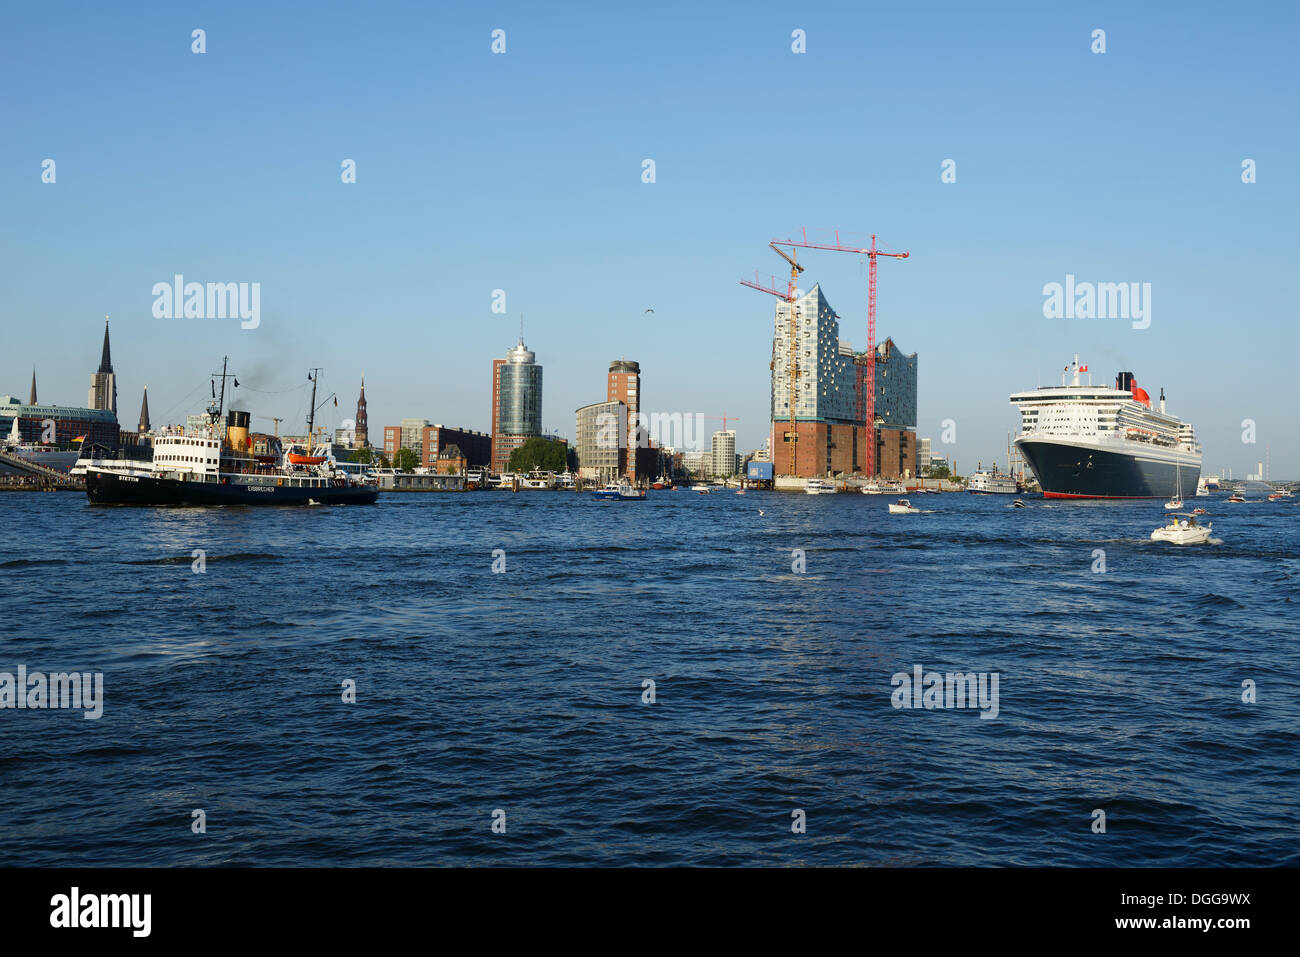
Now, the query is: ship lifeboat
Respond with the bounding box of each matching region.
[287,452,327,465]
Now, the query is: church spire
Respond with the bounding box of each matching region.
[138,386,151,433]
[98,317,113,374]
[28,368,37,405]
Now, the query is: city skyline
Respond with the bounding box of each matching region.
[3,3,1296,474]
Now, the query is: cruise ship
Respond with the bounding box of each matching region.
[1010,356,1201,499]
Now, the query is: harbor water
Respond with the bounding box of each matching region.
[1,491,1297,866]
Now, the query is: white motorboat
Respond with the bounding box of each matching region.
[888,498,920,514]
[806,478,837,495]
[691,484,710,494]
[1151,512,1212,545]
[1011,499,1027,508]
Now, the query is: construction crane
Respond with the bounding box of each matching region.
[704,414,741,433]
[740,243,804,476]
[771,230,908,477]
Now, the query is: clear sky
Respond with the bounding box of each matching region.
[3,1,1297,476]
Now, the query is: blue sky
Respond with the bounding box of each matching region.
[3,1,1297,475]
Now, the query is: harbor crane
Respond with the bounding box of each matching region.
[740,242,804,476]
[770,230,908,477]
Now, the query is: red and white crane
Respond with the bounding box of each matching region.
[769,230,908,477]
[740,243,804,475]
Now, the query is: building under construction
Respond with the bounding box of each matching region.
[745,232,918,480]
[766,285,917,479]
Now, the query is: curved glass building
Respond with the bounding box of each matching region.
[491,338,543,471]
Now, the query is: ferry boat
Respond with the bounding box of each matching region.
[805,478,837,495]
[967,469,1019,495]
[1011,356,1201,499]
[85,361,378,507]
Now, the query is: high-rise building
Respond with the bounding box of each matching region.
[88,319,117,414]
[606,359,641,482]
[355,378,369,448]
[768,285,919,479]
[491,336,543,472]
[575,400,625,482]
[710,430,737,478]
[769,284,871,477]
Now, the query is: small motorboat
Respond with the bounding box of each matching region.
[888,498,920,514]
[592,483,645,501]
[691,484,710,494]
[735,487,746,495]
[1227,492,1246,503]
[1011,499,1027,508]
[1192,507,1208,515]
[1151,512,1212,545]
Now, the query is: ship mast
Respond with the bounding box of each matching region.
[306,368,320,456]
[207,356,237,435]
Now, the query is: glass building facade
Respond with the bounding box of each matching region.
[874,337,918,430]
[498,341,543,436]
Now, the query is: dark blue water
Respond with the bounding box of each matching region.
[2,490,1297,866]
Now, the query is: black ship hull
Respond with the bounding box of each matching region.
[86,469,378,506]
[1017,440,1199,499]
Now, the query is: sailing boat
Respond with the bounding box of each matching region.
[1165,463,1184,510]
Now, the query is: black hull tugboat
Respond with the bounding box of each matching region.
[85,360,378,507]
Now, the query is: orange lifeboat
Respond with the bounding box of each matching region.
[287,452,327,465]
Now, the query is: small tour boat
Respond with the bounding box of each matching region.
[888,498,920,514]
[591,483,645,501]
[1151,512,1212,545]
[806,478,837,495]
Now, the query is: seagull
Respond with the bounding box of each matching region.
[644,308,654,314]
[757,509,765,516]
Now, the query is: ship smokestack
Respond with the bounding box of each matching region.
[1159,387,1166,414]
[1115,371,1135,394]
[226,409,251,453]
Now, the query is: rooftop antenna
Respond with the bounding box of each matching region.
[519,313,524,345]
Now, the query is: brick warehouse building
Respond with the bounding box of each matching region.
[381,424,490,469]
[769,284,917,478]
[420,424,490,470]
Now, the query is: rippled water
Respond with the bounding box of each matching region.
[1,490,1297,866]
